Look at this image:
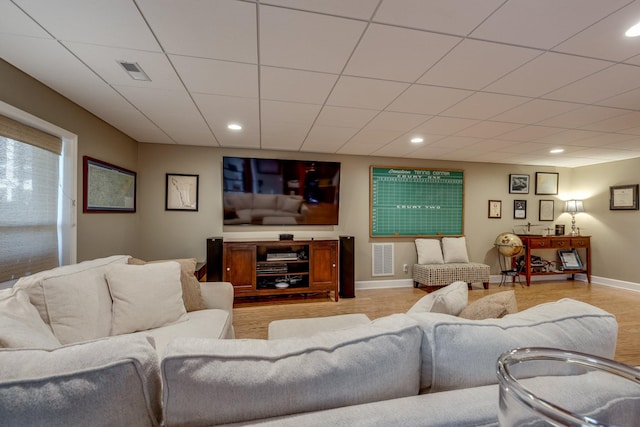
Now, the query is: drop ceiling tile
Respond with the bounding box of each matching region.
[580,111,640,132]
[498,141,545,154]
[302,126,361,153]
[261,67,338,104]
[260,7,366,73]
[536,129,603,145]
[538,105,629,128]
[261,0,379,19]
[171,55,258,98]
[496,126,564,142]
[363,111,429,131]
[554,1,640,61]
[455,121,523,138]
[372,139,426,158]
[407,146,456,159]
[492,99,582,125]
[338,129,404,154]
[387,84,472,115]
[569,132,639,147]
[120,87,217,145]
[426,135,482,150]
[327,76,409,110]
[442,92,530,120]
[485,52,611,98]
[470,0,630,49]
[344,24,461,82]
[597,86,640,110]
[315,106,379,128]
[373,0,503,36]
[15,0,160,50]
[416,117,479,135]
[261,122,311,151]
[261,100,321,125]
[193,93,259,148]
[0,2,52,38]
[545,64,640,104]
[602,138,640,150]
[138,0,257,62]
[418,39,540,90]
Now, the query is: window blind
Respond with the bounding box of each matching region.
[0,115,61,282]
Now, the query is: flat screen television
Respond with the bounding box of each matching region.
[222,156,340,225]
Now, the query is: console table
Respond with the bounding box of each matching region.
[517,235,591,286]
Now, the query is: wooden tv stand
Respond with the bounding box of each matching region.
[223,239,339,302]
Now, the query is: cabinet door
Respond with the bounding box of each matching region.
[223,243,255,288]
[309,241,337,289]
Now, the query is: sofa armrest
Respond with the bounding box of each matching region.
[200,282,234,312]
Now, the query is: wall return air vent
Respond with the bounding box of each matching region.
[372,243,394,276]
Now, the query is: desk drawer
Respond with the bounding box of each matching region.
[551,238,571,249]
[571,237,590,248]
[528,238,551,248]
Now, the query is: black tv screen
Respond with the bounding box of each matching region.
[222,157,341,226]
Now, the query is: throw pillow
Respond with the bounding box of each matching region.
[442,237,470,263]
[106,262,188,335]
[415,239,444,264]
[407,281,468,315]
[459,290,518,320]
[0,289,60,349]
[128,257,206,312]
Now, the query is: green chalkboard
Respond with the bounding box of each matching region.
[370,166,464,237]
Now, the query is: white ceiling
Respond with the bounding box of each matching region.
[4,0,640,167]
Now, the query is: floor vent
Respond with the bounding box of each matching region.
[372,243,394,276]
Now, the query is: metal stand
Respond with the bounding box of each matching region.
[498,254,524,288]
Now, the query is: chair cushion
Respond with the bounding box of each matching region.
[106,262,188,335]
[161,314,421,426]
[0,334,162,426]
[0,289,60,349]
[407,281,468,315]
[441,237,469,263]
[415,239,444,264]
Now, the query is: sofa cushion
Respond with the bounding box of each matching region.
[441,237,470,263]
[277,195,303,213]
[224,192,253,210]
[106,262,188,335]
[459,290,518,320]
[415,238,444,265]
[161,314,422,426]
[0,289,60,349]
[253,193,278,209]
[13,255,128,345]
[128,257,206,312]
[0,334,162,426]
[409,298,618,393]
[407,281,468,315]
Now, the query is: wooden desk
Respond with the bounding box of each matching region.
[517,236,591,286]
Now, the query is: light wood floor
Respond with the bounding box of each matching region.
[232,280,640,366]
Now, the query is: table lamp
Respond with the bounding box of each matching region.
[564,200,584,237]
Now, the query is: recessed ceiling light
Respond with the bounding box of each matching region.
[625,22,640,37]
[227,123,242,131]
[550,148,564,154]
[410,137,424,143]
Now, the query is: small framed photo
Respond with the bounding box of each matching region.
[610,184,639,210]
[509,174,529,194]
[535,172,559,195]
[488,200,502,218]
[514,200,527,219]
[166,173,199,211]
[558,249,583,270]
[539,199,555,221]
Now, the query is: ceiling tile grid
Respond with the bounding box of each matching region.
[3,0,640,166]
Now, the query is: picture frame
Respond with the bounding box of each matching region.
[509,174,530,194]
[488,200,502,218]
[609,184,639,210]
[539,199,555,221]
[166,173,199,211]
[83,156,136,213]
[514,199,527,219]
[558,249,583,270]
[535,172,559,195]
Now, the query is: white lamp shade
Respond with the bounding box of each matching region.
[564,200,584,213]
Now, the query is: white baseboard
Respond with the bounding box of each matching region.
[590,276,640,292]
[356,278,414,290]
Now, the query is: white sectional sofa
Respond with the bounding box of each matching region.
[0,260,628,426]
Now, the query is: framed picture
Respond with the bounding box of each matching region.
[83,156,136,213]
[609,184,639,210]
[535,172,559,195]
[488,200,502,218]
[166,173,199,211]
[558,249,583,270]
[509,174,530,194]
[514,200,527,219]
[539,199,554,221]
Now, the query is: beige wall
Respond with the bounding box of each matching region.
[0,60,139,261]
[137,143,574,282]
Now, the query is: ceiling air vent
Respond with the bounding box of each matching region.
[117,61,151,81]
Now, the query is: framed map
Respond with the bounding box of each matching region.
[83,156,136,213]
